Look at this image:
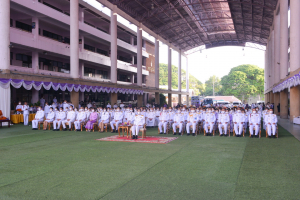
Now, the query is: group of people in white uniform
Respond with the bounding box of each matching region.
[16,100,278,139]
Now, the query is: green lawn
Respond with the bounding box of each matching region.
[0,124,299,200]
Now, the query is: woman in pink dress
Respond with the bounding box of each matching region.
[85,109,98,131]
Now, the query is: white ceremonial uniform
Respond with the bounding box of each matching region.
[146,111,156,127]
[120,103,124,109]
[22,105,29,125]
[186,112,198,134]
[32,110,45,128]
[62,102,69,111]
[53,98,57,104]
[99,112,110,124]
[87,103,92,108]
[45,111,55,122]
[74,111,87,130]
[123,111,131,123]
[40,98,45,108]
[218,112,230,135]
[172,113,184,133]
[106,104,111,108]
[131,114,145,136]
[62,111,76,129]
[110,111,123,130]
[233,112,245,136]
[155,110,161,126]
[204,112,216,133]
[53,111,66,129]
[266,113,277,136]
[127,112,135,124]
[44,105,50,118]
[249,113,260,136]
[85,110,90,119]
[16,104,23,114]
[158,111,170,133]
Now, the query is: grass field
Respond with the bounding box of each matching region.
[0,124,299,200]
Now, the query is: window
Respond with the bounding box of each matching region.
[10,19,13,27]
[96,48,108,56]
[16,21,32,32]
[16,54,32,68]
[64,37,70,44]
[96,70,108,79]
[118,74,131,82]
[97,27,108,33]
[43,30,63,42]
[84,67,95,78]
[43,2,63,13]
[84,44,95,52]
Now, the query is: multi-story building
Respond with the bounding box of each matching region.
[0,0,189,112]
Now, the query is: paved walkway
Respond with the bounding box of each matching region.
[277,116,300,141]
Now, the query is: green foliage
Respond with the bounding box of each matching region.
[220,64,264,101]
[160,93,167,106]
[203,75,222,96]
[159,63,204,95]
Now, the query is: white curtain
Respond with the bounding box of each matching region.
[0,86,11,126]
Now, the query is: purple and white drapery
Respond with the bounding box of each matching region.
[272,73,300,93]
[0,78,144,95]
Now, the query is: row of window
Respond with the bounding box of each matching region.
[84,68,109,79]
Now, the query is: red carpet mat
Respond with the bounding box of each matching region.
[96,135,178,144]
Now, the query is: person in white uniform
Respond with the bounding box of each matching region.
[32,107,45,130]
[110,107,123,133]
[131,109,145,139]
[62,101,69,111]
[233,108,245,137]
[155,108,161,126]
[146,108,156,127]
[74,108,87,131]
[43,107,55,130]
[98,108,110,132]
[16,102,23,114]
[44,103,50,118]
[106,103,111,108]
[266,109,277,138]
[218,108,230,136]
[62,107,76,131]
[40,96,45,109]
[158,107,169,134]
[172,108,184,135]
[186,107,198,136]
[204,108,216,136]
[53,108,66,131]
[249,108,261,138]
[22,102,29,126]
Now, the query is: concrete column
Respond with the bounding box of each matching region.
[155,39,159,89]
[178,94,182,104]
[110,7,117,83]
[70,91,79,107]
[143,93,147,106]
[168,47,172,90]
[79,91,84,102]
[0,0,10,72]
[130,36,134,46]
[264,49,268,90]
[32,51,39,74]
[137,95,143,107]
[32,17,39,38]
[70,0,79,79]
[274,92,280,115]
[280,0,289,79]
[178,50,182,92]
[274,12,280,84]
[186,95,189,106]
[79,35,84,50]
[79,61,84,78]
[270,31,275,88]
[155,92,160,105]
[186,57,189,92]
[110,93,117,105]
[137,25,143,86]
[280,89,288,119]
[168,93,172,107]
[32,89,39,104]
[131,55,134,65]
[269,92,274,104]
[290,0,300,72]
[79,7,84,23]
[131,74,135,84]
[290,86,300,122]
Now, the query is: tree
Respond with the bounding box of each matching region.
[203,75,222,96]
[220,64,264,102]
[159,63,205,95]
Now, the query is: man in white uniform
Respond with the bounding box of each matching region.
[98,108,110,132]
[186,107,198,136]
[146,108,156,127]
[22,102,29,126]
[32,107,45,130]
[110,107,124,133]
[266,109,277,138]
[131,109,145,139]
[155,108,161,126]
[218,108,230,136]
[158,107,169,134]
[62,107,76,131]
[249,108,261,138]
[40,96,45,109]
[106,103,111,108]
[204,108,216,136]
[233,107,245,137]
[74,108,87,131]
[53,108,66,131]
[172,108,184,135]
[43,107,55,130]
[16,102,23,114]
[44,103,50,118]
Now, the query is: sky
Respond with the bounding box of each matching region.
[84,0,265,83]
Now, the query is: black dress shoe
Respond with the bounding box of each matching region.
[251,135,254,138]
[220,134,223,136]
[224,134,228,137]
[268,136,271,138]
[273,135,276,138]
[187,133,190,136]
[255,135,259,138]
[159,132,163,134]
[132,135,135,139]
[111,129,115,133]
[53,129,56,131]
[173,133,177,135]
[192,133,195,136]
[135,136,138,139]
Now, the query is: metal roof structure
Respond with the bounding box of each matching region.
[103,0,278,51]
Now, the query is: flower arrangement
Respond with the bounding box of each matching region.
[16,109,22,112]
